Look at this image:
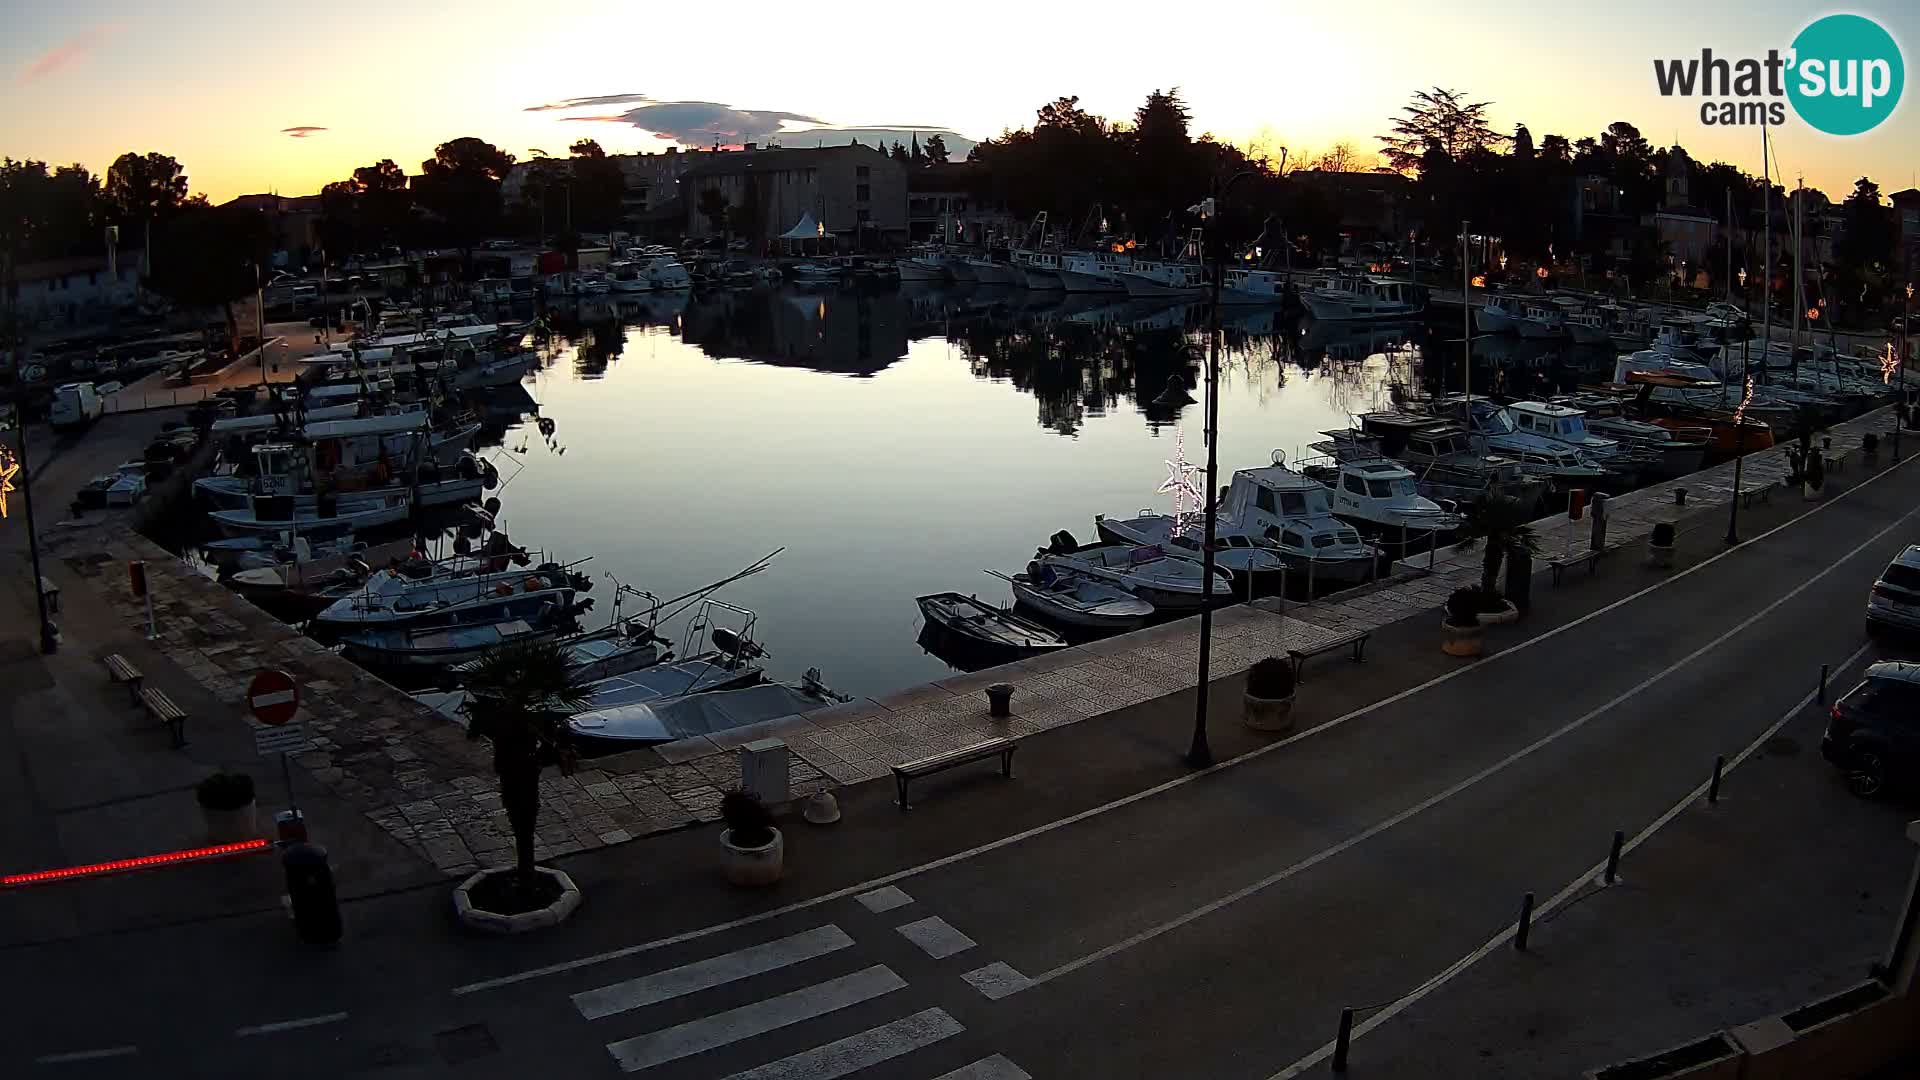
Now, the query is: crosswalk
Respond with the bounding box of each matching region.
[565,893,1032,1079]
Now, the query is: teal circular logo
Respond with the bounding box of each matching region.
[1787,14,1904,135]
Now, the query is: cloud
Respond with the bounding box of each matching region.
[525,92,652,113]
[17,25,115,84]
[281,126,328,138]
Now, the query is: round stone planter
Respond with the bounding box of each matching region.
[453,867,582,934]
[722,827,785,887]
[1803,483,1825,502]
[201,800,259,844]
[1243,691,1296,733]
[1646,541,1675,569]
[1476,601,1520,626]
[1441,619,1485,657]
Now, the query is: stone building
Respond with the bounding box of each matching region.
[679,144,907,250]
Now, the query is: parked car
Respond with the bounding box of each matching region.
[49,382,104,430]
[1822,661,1920,798]
[1866,546,1920,636]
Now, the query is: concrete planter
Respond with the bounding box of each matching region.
[201,800,259,844]
[1242,691,1296,733]
[1803,483,1825,502]
[452,867,582,934]
[722,827,785,887]
[1441,620,1485,657]
[1476,601,1520,626]
[1647,541,1676,569]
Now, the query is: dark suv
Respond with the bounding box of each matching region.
[1822,662,1920,798]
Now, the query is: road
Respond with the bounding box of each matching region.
[10,456,1920,1079]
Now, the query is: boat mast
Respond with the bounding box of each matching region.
[1725,189,1733,306]
[1758,125,1770,396]
[1462,221,1471,403]
[1792,175,1803,385]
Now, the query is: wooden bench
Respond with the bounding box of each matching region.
[1550,549,1603,585]
[1287,631,1370,683]
[1738,482,1773,509]
[893,738,1015,810]
[103,653,144,705]
[138,687,188,748]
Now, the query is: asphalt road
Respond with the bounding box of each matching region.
[10,457,1920,1079]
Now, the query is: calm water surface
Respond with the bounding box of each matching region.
[482,286,1593,698]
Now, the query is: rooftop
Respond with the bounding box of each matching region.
[679,144,891,182]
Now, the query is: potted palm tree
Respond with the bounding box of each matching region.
[1441,587,1487,657]
[720,789,784,886]
[1863,432,1880,465]
[1803,450,1826,501]
[1243,656,1297,733]
[196,771,257,842]
[454,640,593,932]
[1647,521,1678,568]
[1456,493,1539,624]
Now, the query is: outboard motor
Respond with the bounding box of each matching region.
[1049,530,1078,554]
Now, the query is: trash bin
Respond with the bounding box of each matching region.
[282,842,342,944]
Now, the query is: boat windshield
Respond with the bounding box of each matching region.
[1558,417,1589,438]
[1471,404,1515,434]
[1368,477,1415,498]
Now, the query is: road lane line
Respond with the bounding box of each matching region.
[961,962,1032,1000]
[895,916,976,959]
[1268,639,1878,1079]
[33,1046,138,1064]
[233,1012,349,1037]
[1019,508,1915,993]
[604,964,906,1073]
[717,1007,963,1080]
[934,1053,1036,1079]
[453,451,1915,997]
[574,925,854,1021]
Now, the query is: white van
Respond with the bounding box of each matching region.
[50,382,105,430]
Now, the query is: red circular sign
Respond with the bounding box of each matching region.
[247,669,300,726]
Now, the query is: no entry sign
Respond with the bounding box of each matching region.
[247,670,300,726]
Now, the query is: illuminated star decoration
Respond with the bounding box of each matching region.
[1883,342,1900,386]
[1732,376,1755,424]
[1158,428,1205,536]
[0,444,17,520]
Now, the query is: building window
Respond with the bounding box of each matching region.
[857,184,871,202]
[856,166,870,179]
[857,209,871,223]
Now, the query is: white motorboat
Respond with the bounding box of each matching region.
[1430,396,1616,486]
[210,491,417,537]
[1564,310,1611,346]
[569,673,845,745]
[1552,393,1710,478]
[896,257,949,283]
[1336,416,1549,511]
[1011,250,1065,290]
[639,255,693,290]
[1001,565,1154,632]
[1214,457,1380,585]
[1476,293,1526,333]
[1514,303,1567,339]
[1218,268,1296,306]
[1032,533,1235,611]
[1119,260,1207,298]
[1505,400,1636,474]
[1055,252,1129,293]
[340,611,578,669]
[1092,513,1286,596]
[966,257,1019,285]
[788,262,842,283]
[313,561,586,631]
[1300,456,1464,544]
[1300,275,1424,321]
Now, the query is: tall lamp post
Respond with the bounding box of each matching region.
[1185,169,1258,770]
[1901,282,1914,463]
[6,422,58,653]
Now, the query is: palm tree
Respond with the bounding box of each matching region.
[1457,491,1542,596]
[462,640,593,891]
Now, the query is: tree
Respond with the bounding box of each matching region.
[1378,87,1505,174]
[910,133,923,165]
[461,640,593,892]
[1133,87,1192,144]
[1310,142,1366,173]
[924,134,951,165]
[413,137,514,249]
[1837,177,1893,271]
[1458,492,1541,597]
[104,152,188,249]
[0,159,104,261]
[890,141,909,163]
[696,187,729,236]
[1511,125,1534,161]
[1538,134,1571,163]
[146,201,269,356]
[568,139,627,234]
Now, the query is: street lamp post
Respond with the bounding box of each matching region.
[1900,283,1914,463]
[1186,169,1258,770]
[11,422,58,653]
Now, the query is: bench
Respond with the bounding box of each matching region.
[893,738,1016,810]
[1550,549,1603,586]
[138,686,188,748]
[1738,482,1773,509]
[1287,630,1370,683]
[103,653,145,705]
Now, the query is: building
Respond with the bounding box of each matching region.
[4,252,144,328]
[1891,189,1920,279]
[679,144,907,250]
[908,162,1014,245]
[225,193,324,267]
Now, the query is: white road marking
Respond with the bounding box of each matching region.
[233,1012,349,1037]
[604,964,906,1073]
[934,1054,1036,1080]
[1266,638,1878,1079]
[1018,507,1916,994]
[961,962,1032,1001]
[717,1007,963,1080]
[33,1046,138,1064]
[574,925,853,1021]
[250,690,296,708]
[452,451,1913,997]
[855,885,914,913]
[895,915,976,959]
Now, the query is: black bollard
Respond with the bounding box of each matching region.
[1589,492,1609,554]
[283,842,342,944]
[1675,488,1687,507]
[1708,755,1725,804]
[1514,892,1535,952]
[1818,664,1829,705]
[1332,1007,1355,1072]
[1604,830,1624,885]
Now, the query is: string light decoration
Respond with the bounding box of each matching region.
[1732,376,1755,424]
[3,838,270,887]
[0,443,18,520]
[1884,342,1900,386]
[1158,428,1205,536]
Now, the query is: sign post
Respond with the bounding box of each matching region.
[248,670,307,830]
[129,560,156,640]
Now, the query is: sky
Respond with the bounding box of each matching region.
[2,0,1916,204]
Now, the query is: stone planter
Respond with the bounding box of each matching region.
[1441,619,1485,657]
[1803,483,1825,502]
[201,800,259,844]
[1476,601,1520,626]
[452,867,582,934]
[1647,541,1676,569]
[722,827,785,887]
[1243,691,1296,733]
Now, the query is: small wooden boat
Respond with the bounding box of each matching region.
[915,592,1067,658]
[996,567,1154,633]
[340,615,570,668]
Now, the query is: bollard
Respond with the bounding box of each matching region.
[1818,664,1829,705]
[1675,488,1687,506]
[282,842,342,944]
[1708,755,1725,804]
[1332,1007,1354,1072]
[1604,830,1624,885]
[1514,891,1535,952]
[986,683,1014,718]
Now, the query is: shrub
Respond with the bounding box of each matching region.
[1246,657,1296,700]
[1445,587,1484,628]
[195,771,255,811]
[721,789,775,847]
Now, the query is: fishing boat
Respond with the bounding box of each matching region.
[1092,512,1287,596]
[915,592,1068,660]
[1010,250,1065,290]
[1475,293,1527,334]
[1036,532,1235,610]
[209,490,418,537]
[1055,252,1129,293]
[963,256,1018,285]
[1338,414,1548,510]
[569,672,847,747]
[1563,309,1612,346]
[339,608,581,669]
[1218,268,1296,306]
[202,521,355,571]
[1300,275,1424,321]
[1514,303,1567,340]
[312,560,589,632]
[1118,260,1208,298]
[998,566,1154,633]
[1299,455,1464,547]
[1213,457,1380,585]
[1423,396,1615,487]
[1503,400,1640,481]
[1552,392,1711,478]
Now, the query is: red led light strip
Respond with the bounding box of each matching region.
[3,838,271,887]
